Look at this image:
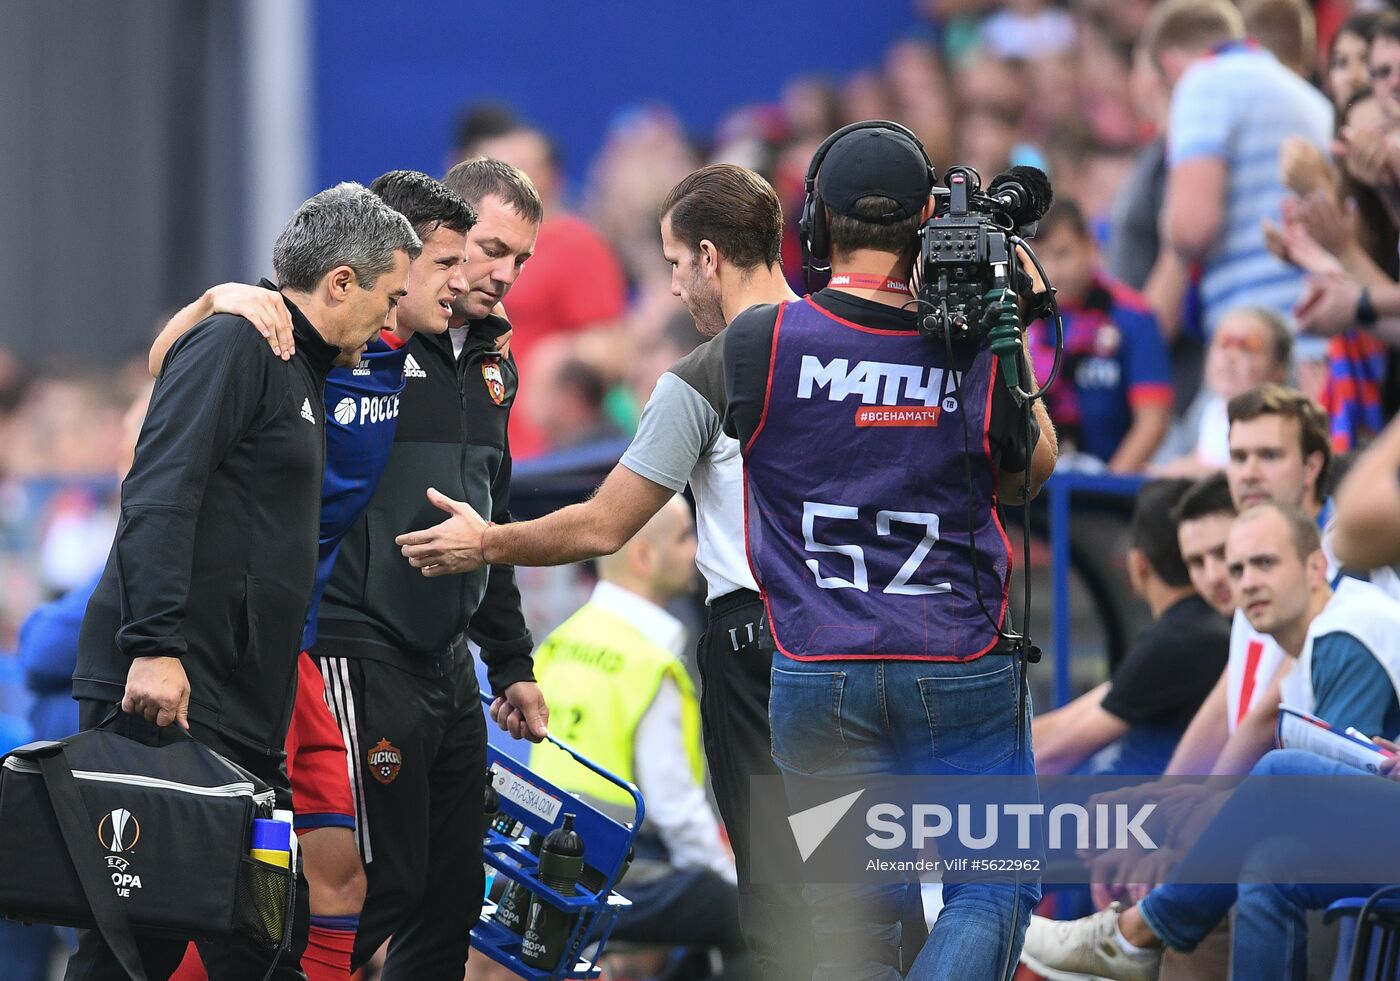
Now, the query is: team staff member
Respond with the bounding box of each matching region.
[1078,391,1337,976]
[148,172,476,981]
[67,184,418,981]
[722,125,1057,980]
[310,159,545,981]
[395,164,817,979]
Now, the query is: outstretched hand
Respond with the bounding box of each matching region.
[395,488,489,576]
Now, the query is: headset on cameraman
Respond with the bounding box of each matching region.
[798,120,936,293]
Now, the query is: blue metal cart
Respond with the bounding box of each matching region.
[471,695,645,980]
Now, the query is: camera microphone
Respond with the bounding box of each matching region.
[987,166,1053,228]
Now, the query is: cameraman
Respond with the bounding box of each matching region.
[722,125,1056,981]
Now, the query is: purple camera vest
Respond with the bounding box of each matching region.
[742,298,1010,661]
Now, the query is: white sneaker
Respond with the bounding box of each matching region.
[1019,904,1161,981]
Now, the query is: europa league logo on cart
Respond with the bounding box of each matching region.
[97,808,143,897]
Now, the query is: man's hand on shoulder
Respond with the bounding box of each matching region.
[122,656,190,729]
[494,329,513,360]
[490,681,549,742]
[395,488,489,576]
[151,282,292,377]
[489,302,513,359]
[208,283,294,361]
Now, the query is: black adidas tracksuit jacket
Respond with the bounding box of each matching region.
[316,314,534,690]
[310,314,535,972]
[73,298,339,759]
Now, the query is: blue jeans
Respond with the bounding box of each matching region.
[769,653,1040,981]
[1137,750,1393,980]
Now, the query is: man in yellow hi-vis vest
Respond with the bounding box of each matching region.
[530,497,756,978]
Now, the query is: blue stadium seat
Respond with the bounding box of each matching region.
[1326,887,1400,981]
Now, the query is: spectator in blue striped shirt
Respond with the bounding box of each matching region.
[1147,0,1332,360]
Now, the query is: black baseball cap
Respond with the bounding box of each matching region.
[817,126,932,223]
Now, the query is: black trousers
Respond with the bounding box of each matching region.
[64,701,311,981]
[313,644,487,981]
[696,591,813,981]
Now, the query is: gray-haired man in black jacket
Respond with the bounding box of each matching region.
[66,182,419,981]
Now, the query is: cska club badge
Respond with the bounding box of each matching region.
[482,360,506,406]
[368,738,403,784]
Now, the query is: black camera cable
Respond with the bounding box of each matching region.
[907,240,1065,981]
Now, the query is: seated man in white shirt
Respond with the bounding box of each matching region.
[527,496,754,979]
[1022,501,1400,980]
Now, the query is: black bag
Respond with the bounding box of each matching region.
[0,715,295,980]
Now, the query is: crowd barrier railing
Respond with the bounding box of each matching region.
[1043,470,1147,707]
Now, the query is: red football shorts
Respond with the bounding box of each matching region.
[286,651,356,833]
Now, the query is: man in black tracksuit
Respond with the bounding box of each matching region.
[66,184,418,981]
[311,159,545,980]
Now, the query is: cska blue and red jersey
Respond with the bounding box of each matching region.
[1029,274,1172,463]
[740,297,1011,662]
[300,331,409,650]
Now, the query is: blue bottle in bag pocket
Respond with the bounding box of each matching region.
[250,817,292,869]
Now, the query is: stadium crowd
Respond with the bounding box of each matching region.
[0,0,1384,642]
[5,0,1400,979]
